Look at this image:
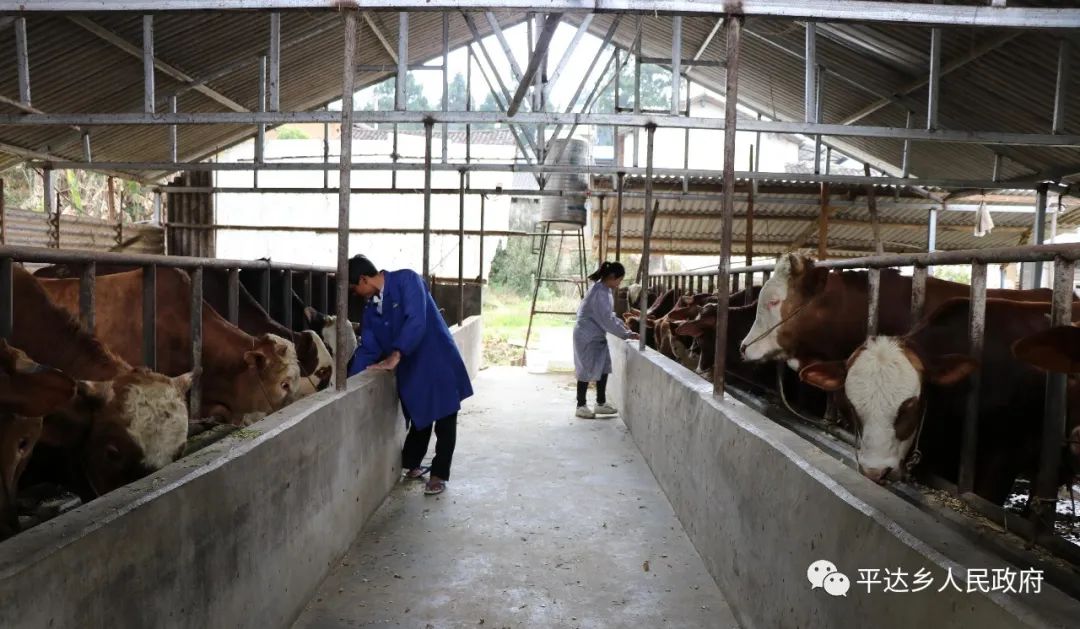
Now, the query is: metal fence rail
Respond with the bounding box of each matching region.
[0,245,342,419]
[650,241,1080,561]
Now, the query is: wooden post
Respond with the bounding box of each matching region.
[864,163,884,254]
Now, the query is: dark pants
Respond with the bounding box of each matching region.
[402,412,458,480]
[576,373,608,407]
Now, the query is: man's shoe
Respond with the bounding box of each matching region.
[594,403,618,415]
[575,406,596,419]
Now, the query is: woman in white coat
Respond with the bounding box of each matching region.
[573,261,639,418]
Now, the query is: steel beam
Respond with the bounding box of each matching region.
[546,13,594,102]
[10,110,1080,148]
[441,12,449,163]
[423,120,433,283]
[168,96,178,163]
[363,12,398,63]
[901,109,913,178]
[484,12,524,82]
[507,13,562,117]
[671,16,682,115]
[1033,183,1049,288]
[927,27,942,131]
[82,131,92,163]
[269,12,281,112]
[804,23,816,124]
[1054,39,1071,134]
[638,126,655,351]
[15,17,30,106]
[143,15,155,114]
[3,2,1077,30]
[69,16,248,112]
[396,12,408,111]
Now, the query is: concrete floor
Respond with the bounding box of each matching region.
[293,366,737,629]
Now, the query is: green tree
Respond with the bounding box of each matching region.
[592,60,673,145]
[365,74,432,121]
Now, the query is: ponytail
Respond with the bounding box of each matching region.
[588,261,626,282]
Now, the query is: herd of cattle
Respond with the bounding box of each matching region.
[0,262,359,540]
[626,253,1080,509]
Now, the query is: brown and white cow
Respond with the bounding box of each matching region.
[12,265,194,500]
[0,341,77,539]
[800,298,1080,504]
[1012,324,1080,475]
[36,267,300,426]
[740,253,1055,369]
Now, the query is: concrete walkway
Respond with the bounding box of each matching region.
[293,366,737,629]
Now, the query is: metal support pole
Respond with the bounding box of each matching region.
[441,12,449,163]
[992,153,1003,182]
[269,12,281,111]
[466,45,472,165]
[42,166,53,230]
[335,9,357,391]
[911,265,928,323]
[746,149,755,293]
[1033,256,1075,531]
[189,266,203,419]
[958,261,987,494]
[901,110,913,178]
[615,172,624,261]
[867,267,880,336]
[928,206,939,252]
[927,27,942,131]
[259,269,270,310]
[142,15,155,114]
[168,96,178,163]
[322,106,330,189]
[423,119,433,284]
[256,56,267,174]
[281,270,293,330]
[638,126,656,350]
[714,17,742,397]
[814,64,824,174]
[818,182,829,260]
[671,16,682,115]
[634,15,642,115]
[804,22,816,124]
[478,195,485,281]
[15,17,30,106]
[598,195,606,261]
[1053,40,1071,134]
[1034,183,1048,287]
[0,258,10,340]
[227,268,240,325]
[79,262,95,332]
[458,169,465,326]
[396,12,408,111]
[82,131,92,163]
[142,264,157,370]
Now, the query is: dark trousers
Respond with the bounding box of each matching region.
[576,373,608,407]
[402,412,458,480]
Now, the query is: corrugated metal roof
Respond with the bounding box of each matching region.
[589,176,1080,255]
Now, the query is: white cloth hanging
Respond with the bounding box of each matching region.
[974,200,995,237]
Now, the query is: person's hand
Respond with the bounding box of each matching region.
[627,332,640,341]
[366,350,402,372]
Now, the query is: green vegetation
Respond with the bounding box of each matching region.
[0,164,153,221]
[276,126,309,140]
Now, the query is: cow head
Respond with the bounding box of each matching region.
[740,254,827,363]
[0,341,77,538]
[1012,325,1080,479]
[800,337,976,484]
[41,368,193,500]
[223,333,301,426]
[304,307,359,360]
[294,330,333,395]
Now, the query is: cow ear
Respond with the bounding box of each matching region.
[1012,326,1080,373]
[171,371,195,395]
[675,320,707,338]
[926,354,978,386]
[303,306,317,324]
[245,349,268,371]
[799,361,846,392]
[786,253,804,275]
[350,321,361,335]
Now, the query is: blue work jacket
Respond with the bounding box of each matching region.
[347,269,473,429]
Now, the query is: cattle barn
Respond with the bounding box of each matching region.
[0,2,1078,628]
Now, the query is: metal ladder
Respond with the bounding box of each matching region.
[522,221,588,364]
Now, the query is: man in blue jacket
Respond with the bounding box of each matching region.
[346,254,473,495]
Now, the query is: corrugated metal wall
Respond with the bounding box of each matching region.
[167,171,215,258]
[0,207,163,255]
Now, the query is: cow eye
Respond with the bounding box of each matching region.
[17,437,29,452]
[281,381,291,391]
[105,444,123,462]
[767,299,781,308]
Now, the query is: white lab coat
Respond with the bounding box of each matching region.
[573,281,631,382]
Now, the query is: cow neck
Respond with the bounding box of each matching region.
[17,268,127,381]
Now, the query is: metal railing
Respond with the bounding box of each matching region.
[0,245,341,418]
[650,242,1080,558]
